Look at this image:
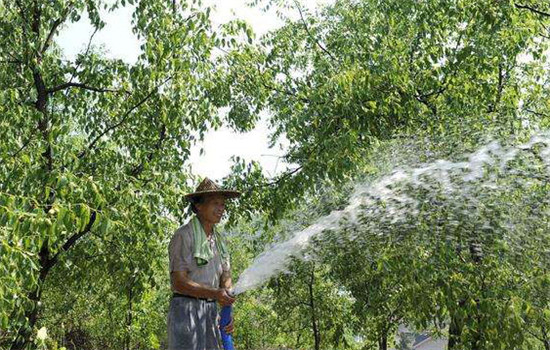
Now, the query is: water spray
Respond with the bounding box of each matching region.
[229,133,550,297]
[223,133,550,349]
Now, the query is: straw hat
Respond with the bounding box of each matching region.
[185,177,241,201]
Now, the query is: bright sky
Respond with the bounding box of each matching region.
[57,0,330,182]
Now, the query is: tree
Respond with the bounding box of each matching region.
[0,0,247,348]
[217,3,550,347]
[223,183,362,350]
[220,0,550,222]
[313,133,550,349]
[3,0,550,348]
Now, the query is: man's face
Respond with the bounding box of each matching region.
[196,194,226,224]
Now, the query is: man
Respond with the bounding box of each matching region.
[168,177,239,350]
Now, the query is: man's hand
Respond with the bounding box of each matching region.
[217,316,235,334]
[224,317,234,334]
[215,288,235,306]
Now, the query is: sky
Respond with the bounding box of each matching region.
[56,0,330,182]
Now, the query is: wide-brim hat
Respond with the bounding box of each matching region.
[185,177,241,201]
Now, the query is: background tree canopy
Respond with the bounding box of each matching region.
[1,0,550,349]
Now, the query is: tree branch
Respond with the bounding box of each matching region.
[524,108,550,118]
[41,1,76,56]
[261,81,311,104]
[0,59,22,65]
[14,0,31,44]
[488,63,506,113]
[417,86,447,100]
[78,76,172,159]
[66,27,99,89]
[31,0,41,36]
[267,166,303,186]
[415,93,438,116]
[515,3,550,17]
[255,63,320,105]
[11,138,33,158]
[129,123,167,178]
[240,165,303,199]
[47,82,125,94]
[46,209,98,270]
[293,0,338,63]
[525,326,545,343]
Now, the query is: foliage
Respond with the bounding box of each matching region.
[0,0,247,348]
[312,135,550,349]
[219,3,550,347]
[225,186,362,350]
[2,0,550,349]
[221,0,550,223]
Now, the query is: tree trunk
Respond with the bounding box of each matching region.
[448,301,464,350]
[10,5,53,347]
[125,275,135,350]
[449,239,485,350]
[542,324,550,350]
[378,332,388,350]
[10,263,50,350]
[469,299,482,350]
[10,210,96,349]
[307,265,320,350]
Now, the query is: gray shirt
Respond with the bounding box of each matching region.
[169,221,230,292]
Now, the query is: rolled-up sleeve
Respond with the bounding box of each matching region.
[221,255,231,273]
[220,235,231,273]
[169,228,193,272]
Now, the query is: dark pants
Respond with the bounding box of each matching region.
[167,297,222,350]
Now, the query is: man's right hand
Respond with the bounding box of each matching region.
[215,288,235,306]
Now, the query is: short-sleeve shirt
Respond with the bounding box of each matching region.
[169,221,230,292]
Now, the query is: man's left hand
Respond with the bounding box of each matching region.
[225,317,234,334]
[219,317,234,334]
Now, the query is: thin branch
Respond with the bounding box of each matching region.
[0,59,22,65]
[241,139,327,198]
[67,27,99,87]
[78,76,172,159]
[14,0,30,47]
[129,123,167,178]
[41,1,76,56]
[255,63,320,105]
[81,27,99,59]
[525,326,545,343]
[488,63,505,113]
[214,46,230,55]
[41,18,62,53]
[46,209,98,270]
[31,0,41,36]
[261,81,311,104]
[417,86,447,100]
[12,138,33,158]
[241,165,303,198]
[524,108,550,118]
[267,166,303,186]
[415,94,438,116]
[293,0,338,63]
[47,82,124,94]
[515,3,550,17]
